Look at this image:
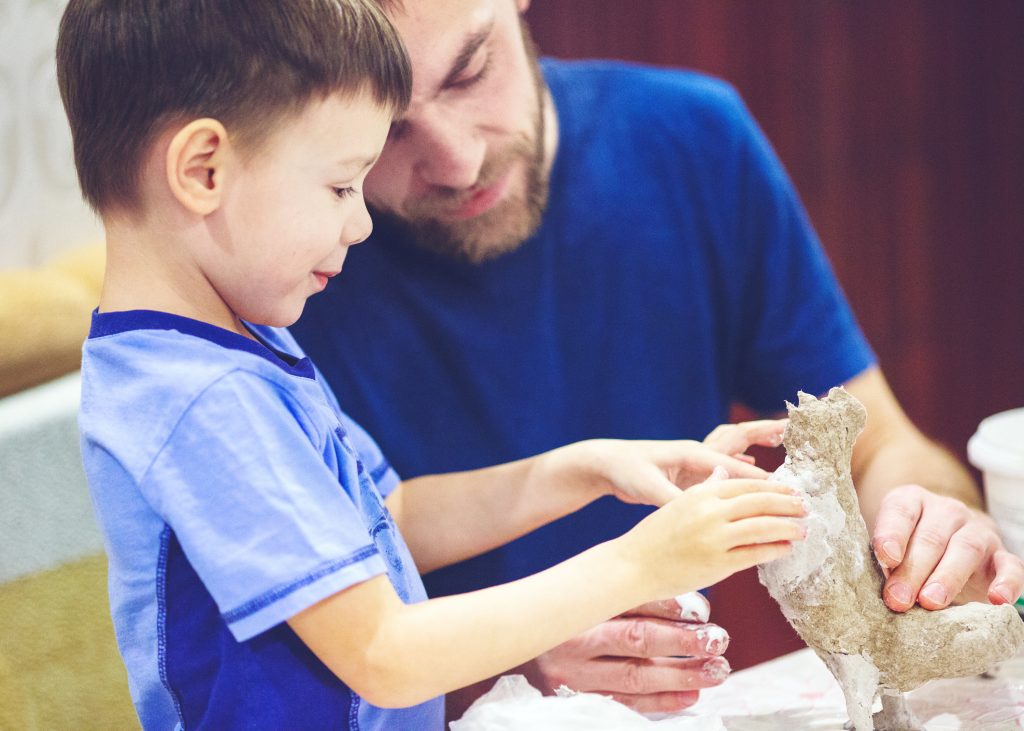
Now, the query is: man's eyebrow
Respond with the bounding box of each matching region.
[440,20,495,90]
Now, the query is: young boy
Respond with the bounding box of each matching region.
[58,1,806,728]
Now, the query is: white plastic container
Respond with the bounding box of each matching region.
[968,408,1024,557]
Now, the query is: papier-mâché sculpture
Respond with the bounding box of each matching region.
[758,388,1024,731]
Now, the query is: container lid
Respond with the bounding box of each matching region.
[968,407,1024,477]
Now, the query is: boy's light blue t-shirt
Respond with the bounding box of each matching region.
[79,309,443,730]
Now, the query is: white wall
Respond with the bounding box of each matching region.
[0,373,101,583]
[0,0,102,270]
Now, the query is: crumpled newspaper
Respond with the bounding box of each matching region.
[449,675,726,730]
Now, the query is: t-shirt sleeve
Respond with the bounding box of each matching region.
[140,369,387,641]
[338,411,402,499]
[730,94,876,412]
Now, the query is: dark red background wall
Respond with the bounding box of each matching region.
[525,1,1024,669]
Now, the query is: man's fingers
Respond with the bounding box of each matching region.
[871,487,924,569]
[915,525,997,609]
[675,591,711,622]
[590,617,729,659]
[883,500,967,612]
[620,596,704,622]
[601,690,701,715]
[988,549,1024,605]
[691,623,730,655]
[577,656,730,696]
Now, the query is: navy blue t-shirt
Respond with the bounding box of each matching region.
[291,60,874,597]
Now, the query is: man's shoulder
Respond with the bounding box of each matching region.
[542,57,750,128]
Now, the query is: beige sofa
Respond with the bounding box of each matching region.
[0,244,138,729]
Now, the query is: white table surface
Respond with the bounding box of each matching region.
[689,645,1024,730]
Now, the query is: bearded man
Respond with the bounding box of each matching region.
[291,0,1024,720]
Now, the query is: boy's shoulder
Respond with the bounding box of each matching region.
[83,318,306,405]
[80,311,322,482]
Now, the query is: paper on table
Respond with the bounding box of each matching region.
[449,675,726,731]
[690,647,1024,730]
[450,648,1024,730]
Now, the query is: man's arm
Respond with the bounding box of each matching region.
[845,366,1024,611]
[847,366,979,521]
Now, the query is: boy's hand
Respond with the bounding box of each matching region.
[557,419,787,508]
[619,473,807,599]
[703,419,787,463]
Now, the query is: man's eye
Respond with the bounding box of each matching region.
[332,187,357,200]
[387,120,409,141]
[450,51,491,90]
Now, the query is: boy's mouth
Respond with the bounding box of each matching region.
[313,270,340,290]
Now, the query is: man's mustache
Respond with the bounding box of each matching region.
[404,137,534,217]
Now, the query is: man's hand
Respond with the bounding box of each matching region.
[872,484,1024,611]
[517,593,731,715]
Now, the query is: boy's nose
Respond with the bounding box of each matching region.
[344,197,373,246]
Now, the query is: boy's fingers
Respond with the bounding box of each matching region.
[739,419,788,447]
[725,492,807,521]
[728,516,806,546]
[713,478,798,499]
[730,540,794,568]
[639,471,686,507]
[704,419,787,454]
[709,454,767,480]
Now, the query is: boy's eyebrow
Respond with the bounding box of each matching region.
[335,154,380,172]
[439,19,495,91]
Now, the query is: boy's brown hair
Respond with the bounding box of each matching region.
[56,0,411,214]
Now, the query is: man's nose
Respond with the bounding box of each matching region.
[411,112,486,191]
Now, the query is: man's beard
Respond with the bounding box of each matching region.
[371,21,550,265]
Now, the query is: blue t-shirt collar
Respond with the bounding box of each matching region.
[88,309,315,379]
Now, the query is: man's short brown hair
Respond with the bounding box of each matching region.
[57,0,412,214]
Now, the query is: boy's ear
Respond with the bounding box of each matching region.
[166,119,232,216]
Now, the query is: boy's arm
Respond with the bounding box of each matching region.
[291,476,804,708]
[386,430,784,574]
[291,541,638,708]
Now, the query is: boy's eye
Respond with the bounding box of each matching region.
[332,187,358,200]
